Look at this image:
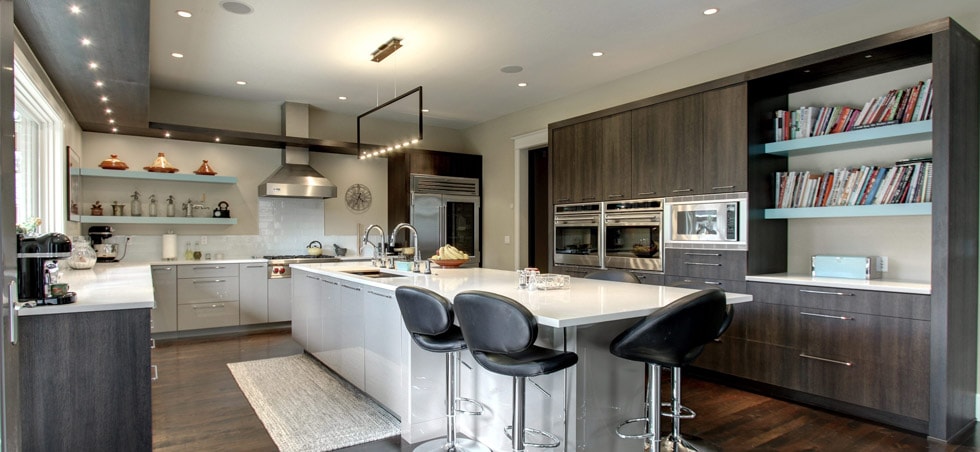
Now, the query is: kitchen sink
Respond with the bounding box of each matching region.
[341,269,406,279]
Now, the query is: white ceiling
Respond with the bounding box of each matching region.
[149,0,860,129]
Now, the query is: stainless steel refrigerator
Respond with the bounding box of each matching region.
[0,1,21,449]
[409,175,481,266]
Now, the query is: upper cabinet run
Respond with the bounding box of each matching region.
[551,119,602,204]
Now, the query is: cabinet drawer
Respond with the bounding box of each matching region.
[664,275,746,294]
[724,301,801,347]
[799,308,929,371]
[177,264,238,279]
[746,282,930,320]
[177,277,240,304]
[177,302,240,330]
[664,249,745,280]
[800,352,928,420]
[694,337,802,391]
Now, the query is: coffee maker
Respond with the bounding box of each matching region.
[88,225,117,262]
[17,232,76,304]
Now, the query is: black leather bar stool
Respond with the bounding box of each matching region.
[453,290,578,452]
[609,288,731,452]
[395,286,490,452]
[584,268,641,283]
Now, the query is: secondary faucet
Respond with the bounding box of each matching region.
[389,222,422,273]
[362,224,387,267]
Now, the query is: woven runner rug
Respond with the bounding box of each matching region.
[227,354,400,451]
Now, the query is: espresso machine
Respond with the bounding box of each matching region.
[88,225,118,262]
[17,232,76,305]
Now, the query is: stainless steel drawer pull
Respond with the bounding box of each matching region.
[151,365,159,381]
[246,265,265,268]
[712,185,736,190]
[193,303,226,309]
[799,353,853,367]
[800,312,854,321]
[703,281,723,286]
[341,284,362,291]
[324,280,338,285]
[582,196,597,200]
[684,262,722,266]
[684,252,722,257]
[192,266,226,270]
[671,188,693,193]
[368,290,392,299]
[152,267,174,271]
[192,279,226,284]
[305,275,319,280]
[799,289,854,297]
[607,194,625,198]
[637,191,656,196]
[150,338,156,349]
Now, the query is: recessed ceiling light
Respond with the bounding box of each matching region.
[235,80,247,85]
[421,109,429,113]
[69,5,81,14]
[338,96,347,100]
[592,51,604,57]
[88,62,98,69]
[81,38,91,46]
[171,52,184,58]
[95,80,104,87]
[100,95,108,102]
[703,8,719,15]
[220,1,254,15]
[500,65,523,74]
[518,82,528,87]
[176,10,192,18]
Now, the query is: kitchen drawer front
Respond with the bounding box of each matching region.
[723,301,801,347]
[799,308,930,371]
[177,264,238,279]
[800,352,928,420]
[664,275,746,294]
[694,337,802,391]
[746,281,929,320]
[664,249,746,280]
[177,277,240,304]
[177,301,240,330]
[632,271,664,286]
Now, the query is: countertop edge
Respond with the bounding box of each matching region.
[745,274,931,295]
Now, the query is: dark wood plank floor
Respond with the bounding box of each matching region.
[152,330,978,451]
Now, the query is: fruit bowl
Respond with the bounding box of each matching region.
[429,258,468,268]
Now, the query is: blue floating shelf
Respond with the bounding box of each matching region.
[79,216,238,225]
[765,120,932,156]
[80,168,237,184]
[765,203,932,219]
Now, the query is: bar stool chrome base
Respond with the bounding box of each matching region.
[412,437,491,452]
[504,426,562,449]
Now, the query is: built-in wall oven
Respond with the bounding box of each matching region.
[553,203,602,268]
[603,198,663,271]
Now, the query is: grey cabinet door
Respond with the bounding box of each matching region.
[657,95,703,195]
[239,263,268,325]
[631,105,665,198]
[550,126,574,204]
[601,112,632,200]
[701,84,748,194]
[151,265,177,333]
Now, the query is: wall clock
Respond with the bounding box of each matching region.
[345,183,372,212]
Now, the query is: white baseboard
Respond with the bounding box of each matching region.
[976,394,980,420]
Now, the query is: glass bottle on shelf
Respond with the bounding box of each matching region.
[166,195,176,217]
[148,194,158,217]
[193,241,202,260]
[184,242,194,260]
[131,191,142,216]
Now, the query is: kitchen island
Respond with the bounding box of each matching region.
[291,263,751,451]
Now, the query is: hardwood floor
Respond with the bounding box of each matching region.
[152,330,978,451]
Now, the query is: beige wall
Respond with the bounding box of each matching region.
[463,0,980,271]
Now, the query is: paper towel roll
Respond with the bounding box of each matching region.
[162,233,178,260]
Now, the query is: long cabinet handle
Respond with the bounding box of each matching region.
[192,266,226,270]
[323,280,338,286]
[151,365,159,381]
[637,191,657,196]
[799,353,853,367]
[152,267,174,271]
[305,275,320,281]
[9,281,18,345]
[192,279,227,284]
[712,185,736,190]
[606,194,625,198]
[192,303,226,309]
[671,188,693,193]
[341,284,362,291]
[800,312,854,320]
[684,262,722,266]
[684,252,721,256]
[799,289,854,297]
[245,265,265,268]
[367,290,392,299]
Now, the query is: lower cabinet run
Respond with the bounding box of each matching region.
[151,262,271,332]
[20,309,152,451]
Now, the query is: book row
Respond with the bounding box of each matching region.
[774,159,933,209]
[773,79,933,142]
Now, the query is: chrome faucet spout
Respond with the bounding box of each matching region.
[390,222,421,271]
[362,224,387,266]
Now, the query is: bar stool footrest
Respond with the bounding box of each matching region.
[660,403,696,420]
[455,397,488,416]
[505,426,561,448]
[614,417,658,439]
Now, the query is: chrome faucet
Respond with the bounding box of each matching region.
[389,222,421,273]
[362,224,387,267]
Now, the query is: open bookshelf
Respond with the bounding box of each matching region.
[764,120,932,156]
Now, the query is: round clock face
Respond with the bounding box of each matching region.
[345,183,372,212]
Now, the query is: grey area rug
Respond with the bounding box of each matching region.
[227,354,400,452]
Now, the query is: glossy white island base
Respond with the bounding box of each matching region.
[291,264,752,451]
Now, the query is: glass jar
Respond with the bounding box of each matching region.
[67,236,97,270]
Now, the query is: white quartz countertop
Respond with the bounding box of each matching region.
[745,273,931,295]
[135,255,370,266]
[19,262,155,316]
[291,263,753,328]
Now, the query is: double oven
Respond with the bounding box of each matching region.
[553,198,663,272]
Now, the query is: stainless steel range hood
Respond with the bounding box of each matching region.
[257,146,338,198]
[258,102,338,199]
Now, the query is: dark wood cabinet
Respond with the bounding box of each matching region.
[701,84,748,193]
[550,119,602,204]
[630,105,664,198]
[601,112,632,200]
[20,309,152,452]
[664,249,747,281]
[658,95,703,196]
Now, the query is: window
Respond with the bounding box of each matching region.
[13,55,65,234]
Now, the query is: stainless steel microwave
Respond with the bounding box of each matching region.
[664,193,748,247]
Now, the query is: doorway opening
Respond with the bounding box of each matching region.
[527,146,549,270]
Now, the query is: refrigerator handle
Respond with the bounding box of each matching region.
[8,280,18,345]
[439,205,446,244]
